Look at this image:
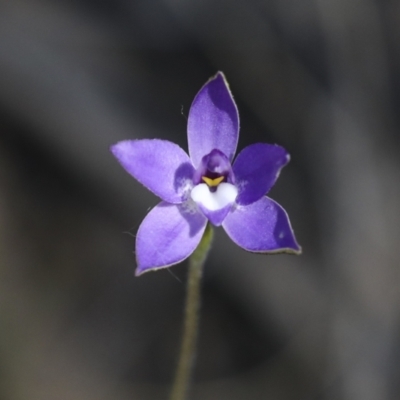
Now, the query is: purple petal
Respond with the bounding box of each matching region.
[222,197,301,253]
[111,139,194,204]
[233,144,290,206]
[197,203,232,227]
[188,72,239,168]
[135,201,207,275]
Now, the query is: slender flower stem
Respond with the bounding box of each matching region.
[169,223,214,400]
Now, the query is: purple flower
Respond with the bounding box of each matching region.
[111,72,301,275]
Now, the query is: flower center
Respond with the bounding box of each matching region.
[201,175,224,187]
[191,182,238,211]
[190,149,238,222]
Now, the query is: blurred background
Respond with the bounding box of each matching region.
[1,0,400,399]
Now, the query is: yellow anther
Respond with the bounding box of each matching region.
[201,176,224,187]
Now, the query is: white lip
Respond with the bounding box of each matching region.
[190,182,238,211]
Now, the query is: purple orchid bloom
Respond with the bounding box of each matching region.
[111,72,301,275]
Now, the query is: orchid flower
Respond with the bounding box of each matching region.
[111,72,301,275]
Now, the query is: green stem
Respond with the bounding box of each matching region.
[169,223,214,400]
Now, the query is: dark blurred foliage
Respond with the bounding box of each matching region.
[1,0,400,399]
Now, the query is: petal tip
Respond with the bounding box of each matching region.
[134,263,169,277]
[210,70,226,82]
[109,141,121,156]
[201,71,233,99]
[212,71,233,95]
[135,251,186,276]
[135,266,145,277]
[135,257,191,276]
[274,242,302,255]
[110,139,136,159]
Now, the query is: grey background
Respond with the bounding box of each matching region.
[0,0,399,399]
